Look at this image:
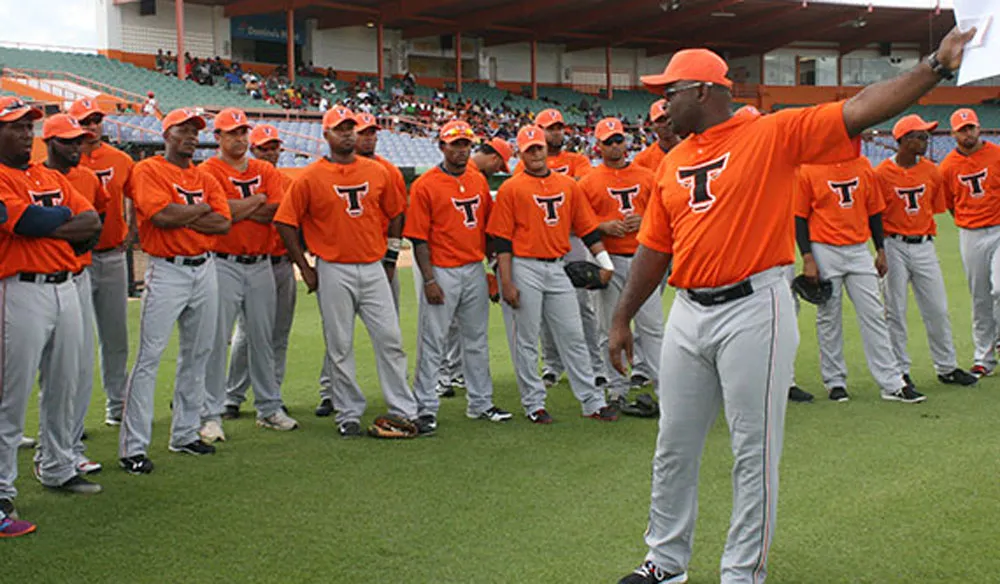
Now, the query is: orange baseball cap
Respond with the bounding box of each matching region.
[892,114,938,140]
[595,117,625,142]
[214,108,252,133]
[439,120,476,143]
[950,108,979,132]
[0,96,42,123]
[322,106,355,130]
[640,48,733,92]
[516,125,546,152]
[68,98,105,122]
[249,124,282,146]
[162,108,206,132]
[354,112,379,132]
[535,109,565,128]
[488,137,513,173]
[42,113,94,140]
[649,99,668,122]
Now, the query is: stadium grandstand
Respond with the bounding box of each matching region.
[1,0,997,172]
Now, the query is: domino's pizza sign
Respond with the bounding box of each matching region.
[231,15,305,46]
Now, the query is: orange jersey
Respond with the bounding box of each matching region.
[80,142,133,250]
[486,170,599,259]
[269,171,293,255]
[200,157,286,255]
[403,165,492,268]
[130,156,232,258]
[940,141,1000,230]
[795,157,885,246]
[274,156,405,264]
[65,165,110,268]
[638,101,860,289]
[516,150,592,178]
[578,163,655,255]
[874,157,945,237]
[633,142,670,173]
[0,163,97,279]
[374,154,407,230]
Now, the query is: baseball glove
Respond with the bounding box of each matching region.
[621,393,659,418]
[367,414,418,439]
[564,261,607,290]
[791,275,833,305]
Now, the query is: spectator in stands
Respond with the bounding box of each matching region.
[142,92,157,115]
[403,71,416,95]
[224,70,242,90]
[155,49,165,72]
[164,51,177,76]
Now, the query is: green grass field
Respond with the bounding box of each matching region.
[6,219,1000,583]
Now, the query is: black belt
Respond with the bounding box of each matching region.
[612,253,634,258]
[889,234,933,244]
[163,255,209,267]
[270,255,288,265]
[215,253,267,265]
[18,270,79,284]
[93,247,120,254]
[686,280,754,307]
[521,256,559,263]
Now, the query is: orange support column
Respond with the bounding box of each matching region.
[176,0,186,81]
[287,9,296,82]
[377,21,385,91]
[605,44,612,100]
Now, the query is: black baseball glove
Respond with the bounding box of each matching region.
[621,393,659,418]
[791,275,833,305]
[564,261,607,290]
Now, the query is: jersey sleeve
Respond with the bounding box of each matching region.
[485,181,516,241]
[59,174,96,215]
[928,166,947,214]
[573,155,592,179]
[131,166,174,219]
[274,175,307,228]
[0,178,29,232]
[262,165,286,206]
[93,177,111,215]
[570,182,600,237]
[378,166,406,220]
[477,174,493,224]
[634,170,655,216]
[864,167,886,215]
[636,182,673,254]
[939,161,957,212]
[203,173,232,219]
[773,102,861,166]
[401,175,432,241]
[793,169,813,219]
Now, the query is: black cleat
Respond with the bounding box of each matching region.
[630,373,653,389]
[938,368,978,386]
[338,421,362,438]
[47,475,102,495]
[828,387,850,402]
[618,560,689,583]
[527,408,553,424]
[168,441,216,456]
[595,376,609,388]
[221,405,241,420]
[586,405,619,422]
[436,382,456,398]
[882,385,927,403]
[607,395,628,413]
[541,372,559,388]
[315,398,335,417]
[414,414,438,436]
[0,498,19,520]
[788,386,814,403]
[119,455,154,475]
[902,373,915,389]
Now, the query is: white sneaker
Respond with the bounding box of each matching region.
[199,420,226,443]
[256,410,299,431]
[76,460,103,475]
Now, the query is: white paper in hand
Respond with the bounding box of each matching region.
[954,0,1000,85]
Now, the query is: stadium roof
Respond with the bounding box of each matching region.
[212,0,956,56]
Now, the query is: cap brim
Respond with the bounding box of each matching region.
[48,129,95,140]
[518,139,546,152]
[0,107,43,123]
[252,138,282,147]
[215,122,252,133]
[441,135,474,144]
[166,116,207,131]
[536,120,563,129]
[640,73,672,91]
[952,121,979,131]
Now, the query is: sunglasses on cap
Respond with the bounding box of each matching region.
[601,135,626,146]
[0,99,29,117]
[663,82,713,100]
[443,126,475,139]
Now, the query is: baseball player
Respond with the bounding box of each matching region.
[632,99,680,173]
[200,109,298,440]
[469,137,514,176]
[522,109,605,388]
[37,114,110,477]
[315,111,409,417]
[577,117,662,409]
[876,115,977,387]
[119,108,232,474]
[275,107,418,437]
[1,97,105,536]
[404,120,513,431]
[487,124,617,423]
[223,124,296,418]
[796,157,923,403]
[940,108,1000,377]
[609,34,971,583]
[69,98,134,427]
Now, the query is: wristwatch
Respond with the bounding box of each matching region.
[927,51,955,80]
